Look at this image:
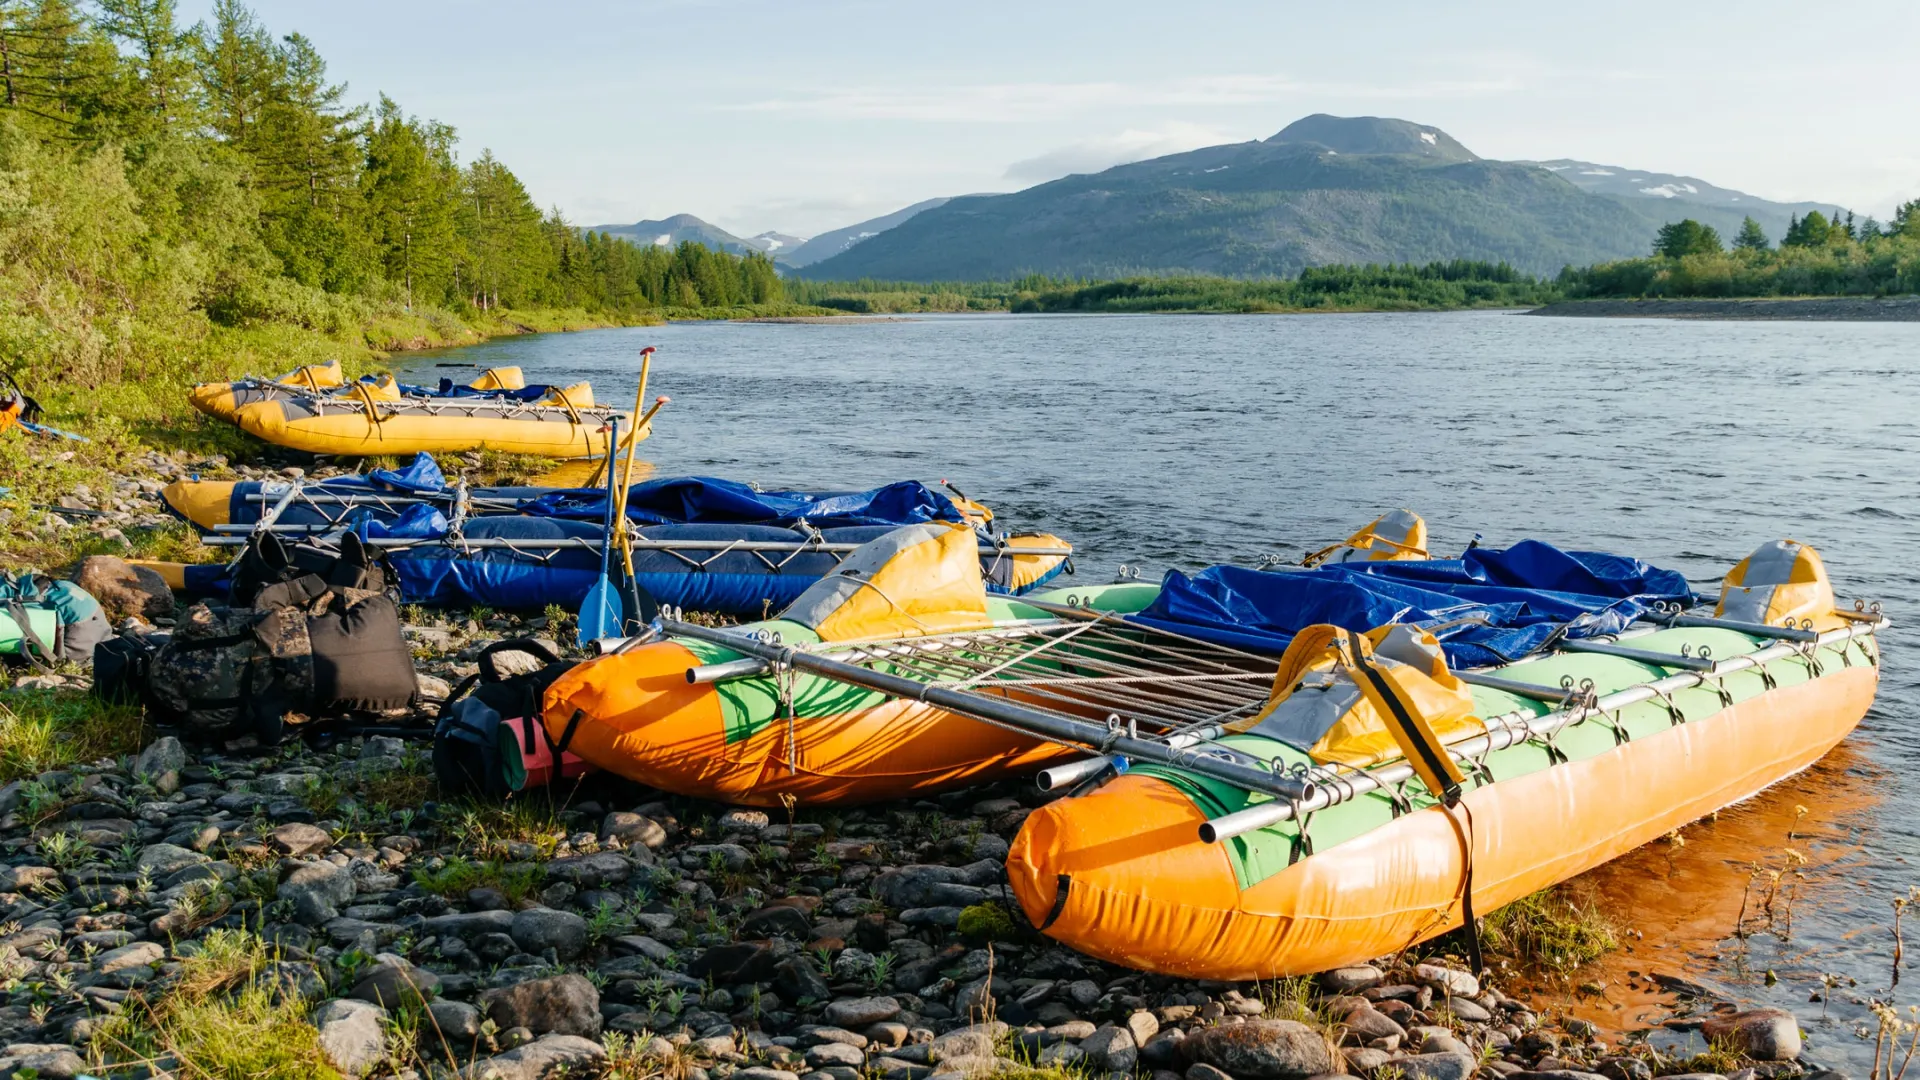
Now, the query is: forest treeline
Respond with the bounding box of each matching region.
[0,0,790,397]
[788,262,1557,313]
[1560,209,1920,299]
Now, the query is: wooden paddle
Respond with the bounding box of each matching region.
[612,349,663,631]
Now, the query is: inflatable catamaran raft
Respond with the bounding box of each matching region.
[550,518,1884,977]
[190,356,663,458]
[154,459,1071,614]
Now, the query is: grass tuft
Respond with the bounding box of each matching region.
[1476,883,1620,973]
[91,930,341,1080]
[0,690,148,783]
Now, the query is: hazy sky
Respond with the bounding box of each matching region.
[191,0,1919,238]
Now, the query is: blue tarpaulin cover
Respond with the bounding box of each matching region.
[182,455,995,614]
[205,455,967,534]
[1133,540,1696,667]
[390,519,904,612]
[517,477,967,528]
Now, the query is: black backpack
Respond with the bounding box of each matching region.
[230,531,394,608]
[433,639,575,798]
[93,633,166,707]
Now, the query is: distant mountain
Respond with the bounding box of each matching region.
[1271,113,1478,164]
[778,198,955,268]
[590,214,756,255]
[748,231,807,257]
[801,115,1665,280]
[1519,160,1838,248]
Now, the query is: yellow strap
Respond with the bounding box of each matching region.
[547,385,583,426]
[1361,533,1429,557]
[353,381,387,424]
[1342,632,1465,800]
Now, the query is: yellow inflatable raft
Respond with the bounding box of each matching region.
[232,380,631,458]
[1005,540,1886,979]
[190,363,531,423]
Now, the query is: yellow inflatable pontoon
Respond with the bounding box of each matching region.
[1006,540,1886,979]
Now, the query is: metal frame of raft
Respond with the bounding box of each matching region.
[201,481,1071,573]
[238,377,627,423]
[657,612,1321,805]
[655,596,1887,843]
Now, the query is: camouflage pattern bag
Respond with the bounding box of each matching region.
[147,573,414,740]
[146,602,275,734]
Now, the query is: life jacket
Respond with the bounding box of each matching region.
[433,639,583,798]
[0,573,110,669]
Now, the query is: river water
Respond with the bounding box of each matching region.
[399,311,1920,1067]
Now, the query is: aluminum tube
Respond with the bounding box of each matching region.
[1558,639,1719,671]
[245,492,438,506]
[199,535,1069,556]
[687,658,773,684]
[660,618,1317,804]
[1035,726,1226,791]
[1200,802,1294,843]
[1034,756,1119,791]
[1454,670,1581,702]
[1198,618,1882,839]
[254,482,303,532]
[1657,612,1819,642]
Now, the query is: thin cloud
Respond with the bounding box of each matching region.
[727,73,1521,123]
[1004,124,1244,184]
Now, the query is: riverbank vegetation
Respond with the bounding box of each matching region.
[790,260,1558,313]
[1560,209,1920,299]
[0,0,816,435]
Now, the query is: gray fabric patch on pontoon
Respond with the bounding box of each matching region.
[1249,670,1364,752]
[780,522,954,632]
[1721,540,1801,623]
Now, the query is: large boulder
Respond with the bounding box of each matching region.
[826,996,903,1028]
[314,998,386,1078]
[349,961,440,1010]
[1182,1019,1335,1079]
[482,974,602,1038]
[278,861,355,926]
[1391,1052,1480,1080]
[509,908,588,962]
[132,736,187,794]
[869,860,1002,909]
[73,556,172,621]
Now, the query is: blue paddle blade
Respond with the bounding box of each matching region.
[577,577,621,645]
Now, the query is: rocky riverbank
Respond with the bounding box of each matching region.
[0,454,1858,1080]
[0,701,1845,1080]
[1524,297,1920,321]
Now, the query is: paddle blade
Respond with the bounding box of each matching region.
[577,577,622,645]
[618,573,660,634]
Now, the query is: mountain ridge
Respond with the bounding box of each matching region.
[597,116,1848,280]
